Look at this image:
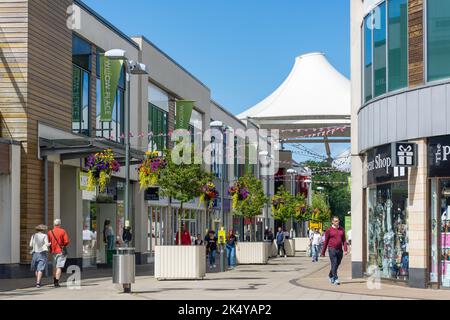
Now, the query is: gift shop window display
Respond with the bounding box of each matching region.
[367,182,409,280]
[430,180,450,288]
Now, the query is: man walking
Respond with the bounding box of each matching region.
[321,216,348,285]
[276,227,287,258]
[48,219,70,288]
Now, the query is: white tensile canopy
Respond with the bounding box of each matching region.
[238,52,351,162]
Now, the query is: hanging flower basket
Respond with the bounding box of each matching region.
[138,150,167,190]
[85,149,120,193]
[228,181,249,209]
[295,204,312,222]
[199,182,219,208]
[271,196,285,212]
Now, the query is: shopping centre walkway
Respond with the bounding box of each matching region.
[296,254,450,300]
[0,255,407,300]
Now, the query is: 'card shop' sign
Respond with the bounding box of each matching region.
[429,135,450,177]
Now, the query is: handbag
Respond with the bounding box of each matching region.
[51,230,68,256]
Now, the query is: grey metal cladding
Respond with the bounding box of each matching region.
[358,81,450,153]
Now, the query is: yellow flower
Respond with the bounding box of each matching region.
[145,151,152,156]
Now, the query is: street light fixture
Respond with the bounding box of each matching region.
[287,168,297,238]
[105,48,148,238]
[259,151,272,239]
[210,121,227,272]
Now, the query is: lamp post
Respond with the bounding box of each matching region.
[105,49,148,231]
[287,168,297,237]
[304,169,312,237]
[105,49,147,293]
[259,151,272,239]
[210,120,227,272]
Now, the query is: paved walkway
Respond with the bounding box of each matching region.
[297,254,450,300]
[0,256,405,300]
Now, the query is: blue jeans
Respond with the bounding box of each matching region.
[226,245,236,267]
[209,250,216,266]
[311,244,320,261]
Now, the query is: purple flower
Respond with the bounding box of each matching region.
[96,161,108,171]
[85,155,95,168]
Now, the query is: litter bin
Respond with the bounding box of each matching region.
[113,247,135,293]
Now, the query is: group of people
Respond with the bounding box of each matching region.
[175,224,239,270]
[29,219,70,288]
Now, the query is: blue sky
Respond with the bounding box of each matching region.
[82,0,350,162]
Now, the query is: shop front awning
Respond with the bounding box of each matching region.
[39,137,145,165]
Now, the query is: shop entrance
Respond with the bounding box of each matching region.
[430,179,450,288]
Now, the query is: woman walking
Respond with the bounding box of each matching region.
[30,225,50,288]
[226,230,238,269]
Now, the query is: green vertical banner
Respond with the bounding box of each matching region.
[175,100,194,130]
[72,66,81,122]
[100,55,123,122]
[345,216,352,234]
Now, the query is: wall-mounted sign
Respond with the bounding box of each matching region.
[145,187,160,201]
[429,135,450,177]
[79,171,95,191]
[392,142,417,167]
[366,143,408,185]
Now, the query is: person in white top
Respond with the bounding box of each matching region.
[347,229,352,250]
[310,229,322,262]
[29,225,50,288]
[83,225,96,253]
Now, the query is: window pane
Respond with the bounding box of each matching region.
[388,0,408,91]
[82,71,89,133]
[72,65,82,132]
[364,14,373,102]
[374,3,387,97]
[72,35,91,71]
[427,0,450,82]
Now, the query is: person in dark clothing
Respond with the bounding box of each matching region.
[321,216,348,285]
[206,231,218,269]
[276,227,287,258]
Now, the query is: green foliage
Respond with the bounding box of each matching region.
[158,148,212,205]
[293,193,312,222]
[233,174,267,219]
[303,160,350,221]
[272,186,311,222]
[311,192,331,223]
[271,186,294,223]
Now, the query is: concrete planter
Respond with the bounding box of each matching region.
[294,237,310,252]
[155,246,206,280]
[271,239,296,257]
[237,242,269,264]
[285,239,296,257]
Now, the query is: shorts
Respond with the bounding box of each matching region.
[31,252,48,272]
[53,253,67,269]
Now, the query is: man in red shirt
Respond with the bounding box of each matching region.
[48,219,70,287]
[321,216,348,285]
[175,224,192,245]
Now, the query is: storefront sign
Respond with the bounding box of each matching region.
[145,187,159,201]
[366,144,407,185]
[429,136,450,177]
[0,144,10,174]
[100,55,123,122]
[392,142,417,167]
[79,171,95,191]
